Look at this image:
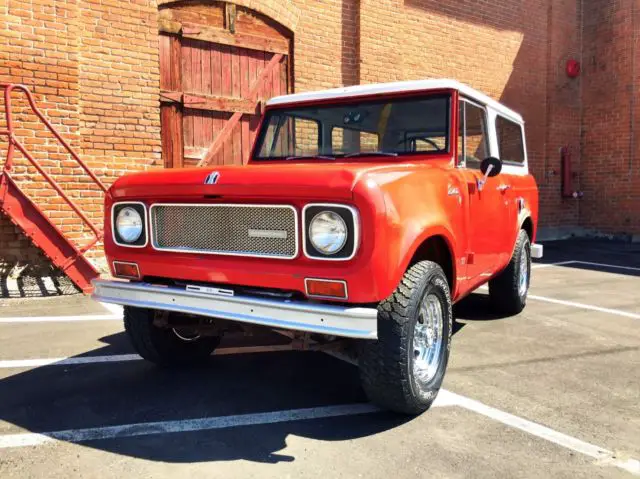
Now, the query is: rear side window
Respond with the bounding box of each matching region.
[496,116,525,164]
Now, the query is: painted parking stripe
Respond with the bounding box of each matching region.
[0,403,382,448]
[527,294,640,320]
[572,260,640,272]
[0,392,457,449]
[447,391,640,475]
[323,351,640,475]
[0,345,297,369]
[0,314,120,323]
[531,260,576,269]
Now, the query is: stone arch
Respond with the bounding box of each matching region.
[157,0,300,33]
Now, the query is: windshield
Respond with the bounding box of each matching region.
[253,94,450,160]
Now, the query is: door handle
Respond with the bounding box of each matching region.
[497,184,511,192]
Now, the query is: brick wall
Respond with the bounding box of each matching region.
[0,0,638,294]
[0,0,161,279]
[581,0,640,235]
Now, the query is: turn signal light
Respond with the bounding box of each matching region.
[305,278,348,300]
[113,261,140,280]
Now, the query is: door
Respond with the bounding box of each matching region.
[158,3,291,168]
[457,99,510,282]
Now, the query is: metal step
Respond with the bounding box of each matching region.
[0,172,100,293]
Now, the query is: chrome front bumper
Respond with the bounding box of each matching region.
[91,279,378,339]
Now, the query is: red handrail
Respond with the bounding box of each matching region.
[0,83,105,239]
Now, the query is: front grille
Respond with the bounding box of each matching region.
[150,204,298,259]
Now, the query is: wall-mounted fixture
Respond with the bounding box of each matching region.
[566,59,581,78]
[560,146,583,198]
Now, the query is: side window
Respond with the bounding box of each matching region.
[457,101,465,165]
[463,102,489,170]
[496,116,525,164]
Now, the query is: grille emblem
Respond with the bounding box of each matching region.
[248,229,288,239]
[204,172,220,185]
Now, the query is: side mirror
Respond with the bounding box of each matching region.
[478,157,502,191]
[480,156,502,177]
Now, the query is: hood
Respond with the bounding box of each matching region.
[109,161,430,201]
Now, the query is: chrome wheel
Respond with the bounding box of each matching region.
[413,293,443,385]
[518,249,529,297]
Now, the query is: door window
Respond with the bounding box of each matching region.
[457,100,489,170]
[496,115,525,164]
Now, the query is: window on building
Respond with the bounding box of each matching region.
[496,115,525,164]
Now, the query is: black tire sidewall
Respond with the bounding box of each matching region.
[406,267,452,406]
[515,233,531,305]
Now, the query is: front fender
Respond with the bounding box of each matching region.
[369,165,464,301]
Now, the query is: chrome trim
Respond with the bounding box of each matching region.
[111,202,149,249]
[531,243,544,259]
[304,278,349,300]
[112,260,141,280]
[302,203,360,261]
[149,203,299,260]
[91,279,378,340]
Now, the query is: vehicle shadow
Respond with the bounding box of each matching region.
[452,292,514,336]
[0,331,411,464]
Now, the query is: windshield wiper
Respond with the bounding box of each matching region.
[344,151,398,158]
[285,154,336,161]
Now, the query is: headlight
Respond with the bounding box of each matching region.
[115,207,143,243]
[308,211,348,255]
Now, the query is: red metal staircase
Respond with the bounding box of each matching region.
[0,84,107,293]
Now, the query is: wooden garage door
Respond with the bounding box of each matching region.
[158,3,291,168]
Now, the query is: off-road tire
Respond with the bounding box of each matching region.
[488,229,531,315]
[358,261,452,415]
[124,306,220,367]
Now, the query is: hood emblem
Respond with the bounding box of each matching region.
[204,172,220,185]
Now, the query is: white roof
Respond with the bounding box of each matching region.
[267,78,523,123]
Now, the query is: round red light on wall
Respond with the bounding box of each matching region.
[566,59,580,78]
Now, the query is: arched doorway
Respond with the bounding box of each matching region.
[158,1,293,168]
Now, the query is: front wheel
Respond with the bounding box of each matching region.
[124,306,221,367]
[358,261,453,415]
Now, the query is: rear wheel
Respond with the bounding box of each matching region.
[489,229,531,315]
[124,306,221,367]
[358,261,452,415]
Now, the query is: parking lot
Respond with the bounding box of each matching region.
[0,239,638,478]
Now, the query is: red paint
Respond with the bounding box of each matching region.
[0,174,99,292]
[105,87,540,305]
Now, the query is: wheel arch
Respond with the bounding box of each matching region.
[520,215,534,241]
[400,228,457,297]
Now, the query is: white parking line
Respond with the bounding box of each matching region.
[0,390,459,449]
[0,403,384,448]
[0,314,120,324]
[0,345,297,369]
[527,294,640,319]
[448,391,640,475]
[531,260,577,269]
[572,260,640,272]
